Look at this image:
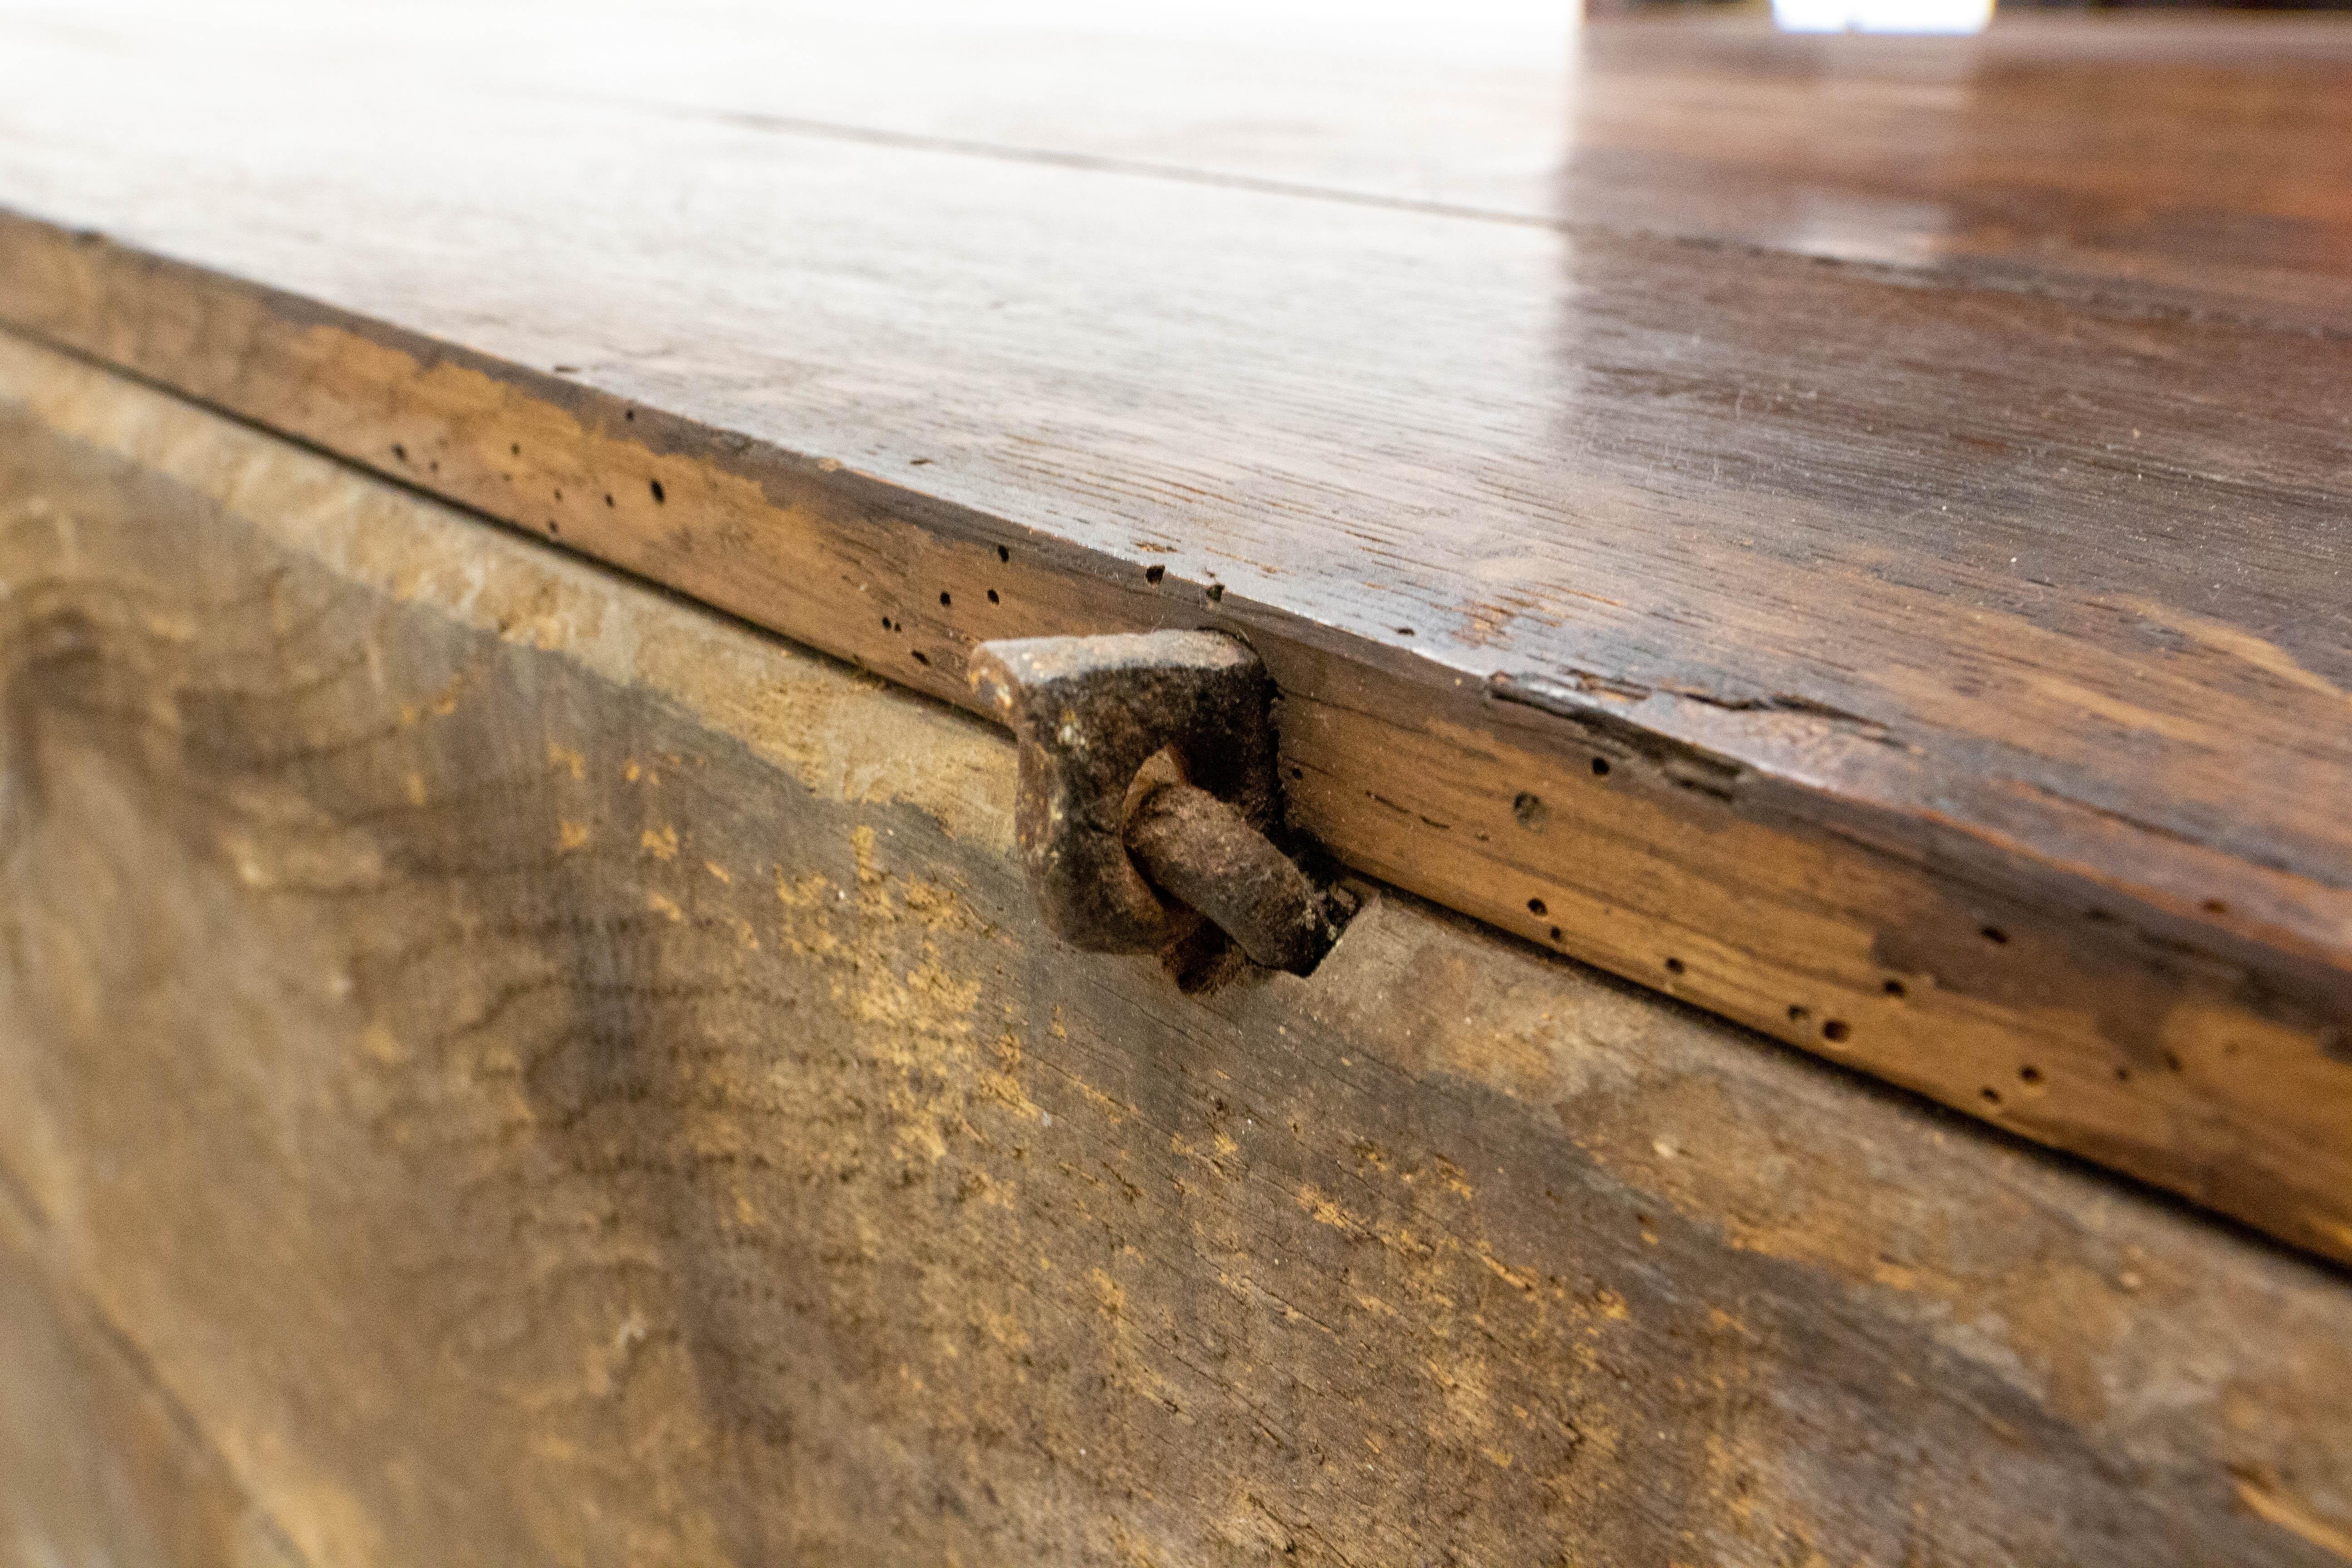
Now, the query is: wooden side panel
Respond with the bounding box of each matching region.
[1,340,2349,1566]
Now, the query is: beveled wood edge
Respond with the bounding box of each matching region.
[2,211,2344,1264]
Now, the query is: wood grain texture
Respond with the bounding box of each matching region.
[0,1195,304,1568]
[12,1,2347,314]
[4,332,2352,1568]
[1562,19,2352,323]
[0,6,2346,1260]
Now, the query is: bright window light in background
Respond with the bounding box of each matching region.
[1772,0,1994,33]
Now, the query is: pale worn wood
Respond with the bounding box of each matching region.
[2,334,2350,1567]
[0,1192,303,1568]
[0,7,2346,1265]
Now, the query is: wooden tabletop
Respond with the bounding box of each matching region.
[1,1,2347,1260]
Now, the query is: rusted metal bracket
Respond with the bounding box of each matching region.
[969,631,1341,976]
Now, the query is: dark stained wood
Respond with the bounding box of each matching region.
[4,336,2351,1566]
[1562,18,2352,323]
[0,6,2346,1261]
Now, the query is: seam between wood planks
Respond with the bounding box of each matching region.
[579,90,2352,343]
[0,215,2345,1267]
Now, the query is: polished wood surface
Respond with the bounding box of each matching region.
[1566,20,2352,320]
[0,3,2347,1259]
[5,336,2349,1567]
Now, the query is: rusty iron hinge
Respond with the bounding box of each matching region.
[969,630,1344,983]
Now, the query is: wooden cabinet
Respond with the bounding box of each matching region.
[0,6,2348,1563]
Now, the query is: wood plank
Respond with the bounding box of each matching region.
[4,332,2351,1566]
[1566,18,2352,323]
[19,2,2349,316]
[0,8,2346,1261]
